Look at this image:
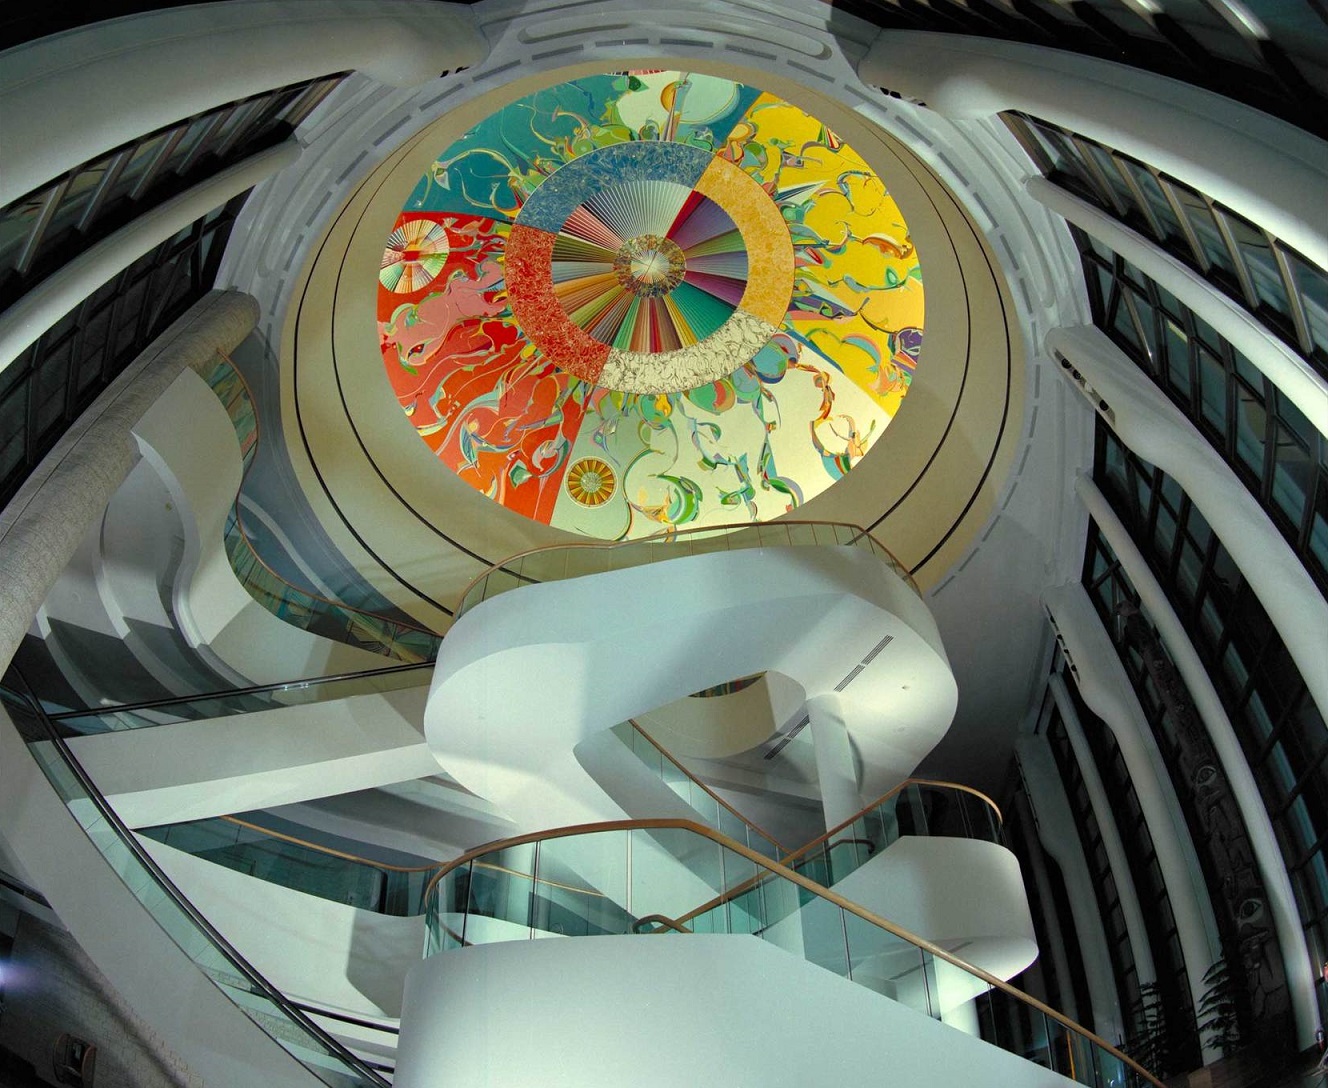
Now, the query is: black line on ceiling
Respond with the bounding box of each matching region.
[291,134,461,616]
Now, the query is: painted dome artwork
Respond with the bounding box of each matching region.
[377,71,923,539]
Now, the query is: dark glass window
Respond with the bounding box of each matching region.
[0,74,345,311]
[1043,687,1143,1025]
[0,195,247,510]
[1006,112,1328,376]
[1088,424,1326,1036]
[1075,228,1328,595]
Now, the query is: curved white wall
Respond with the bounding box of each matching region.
[426,546,957,831]
[397,936,1079,1088]
[133,366,388,684]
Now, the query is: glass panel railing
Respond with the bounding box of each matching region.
[0,671,389,1087]
[455,520,918,618]
[223,520,441,664]
[612,720,786,860]
[420,819,1163,1088]
[45,659,433,734]
[779,779,1004,888]
[139,816,435,916]
[197,351,441,665]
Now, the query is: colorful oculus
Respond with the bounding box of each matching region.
[378,70,924,539]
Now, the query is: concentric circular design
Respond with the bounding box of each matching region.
[565,457,617,506]
[613,235,685,298]
[378,70,925,539]
[506,141,791,394]
[380,219,450,293]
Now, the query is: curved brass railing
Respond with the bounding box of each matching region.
[623,719,788,857]
[149,773,1000,919]
[781,777,1004,868]
[454,519,919,617]
[199,352,441,663]
[419,817,1164,1088]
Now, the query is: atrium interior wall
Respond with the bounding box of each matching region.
[1,1,1325,1085]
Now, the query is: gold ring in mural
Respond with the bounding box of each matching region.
[376,70,924,540]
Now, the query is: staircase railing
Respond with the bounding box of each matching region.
[0,669,391,1088]
[199,352,441,663]
[454,519,918,617]
[421,818,1164,1088]
[132,774,1004,921]
[43,658,434,734]
[618,719,787,858]
[777,778,1003,886]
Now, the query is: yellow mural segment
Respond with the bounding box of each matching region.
[694,156,795,327]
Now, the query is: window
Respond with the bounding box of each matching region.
[1006,112,1328,376]
[1088,427,1328,1021]
[0,74,346,311]
[0,195,246,509]
[1077,231,1328,594]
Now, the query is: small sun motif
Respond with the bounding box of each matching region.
[565,457,617,506]
[380,219,450,293]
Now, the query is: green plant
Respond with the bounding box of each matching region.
[1196,956,1243,1058]
[1127,983,1172,1078]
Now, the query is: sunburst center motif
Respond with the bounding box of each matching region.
[614,235,685,298]
[565,457,617,506]
[380,219,450,293]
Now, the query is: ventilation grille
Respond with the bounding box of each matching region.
[764,634,894,758]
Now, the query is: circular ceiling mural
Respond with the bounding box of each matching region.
[377,70,923,540]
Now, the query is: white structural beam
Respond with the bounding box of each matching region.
[858,31,1328,270]
[1077,474,1319,1048]
[1048,672,1157,989]
[66,688,439,829]
[1016,733,1126,1045]
[807,692,866,831]
[1043,582,1221,1054]
[1028,178,1328,439]
[0,0,488,206]
[1047,324,1328,722]
[0,140,301,382]
[1012,790,1081,1025]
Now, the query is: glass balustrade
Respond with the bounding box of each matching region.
[782,780,1004,888]
[0,673,388,1087]
[44,659,433,734]
[612,720,785,860]
[197,352,441,666]
[140,816,434,916]
[223,517,440,664]
[421,819,1161,1088]
[456,520,918,617]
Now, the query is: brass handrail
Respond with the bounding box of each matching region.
[210,351,439,651]
[779,777,1004,869]
[418,817,1163,1088]
[216,816,606,898]
[452,519,919,615]
[631,913,692,935]
[627,720,788,854]
[214,775,999,904]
